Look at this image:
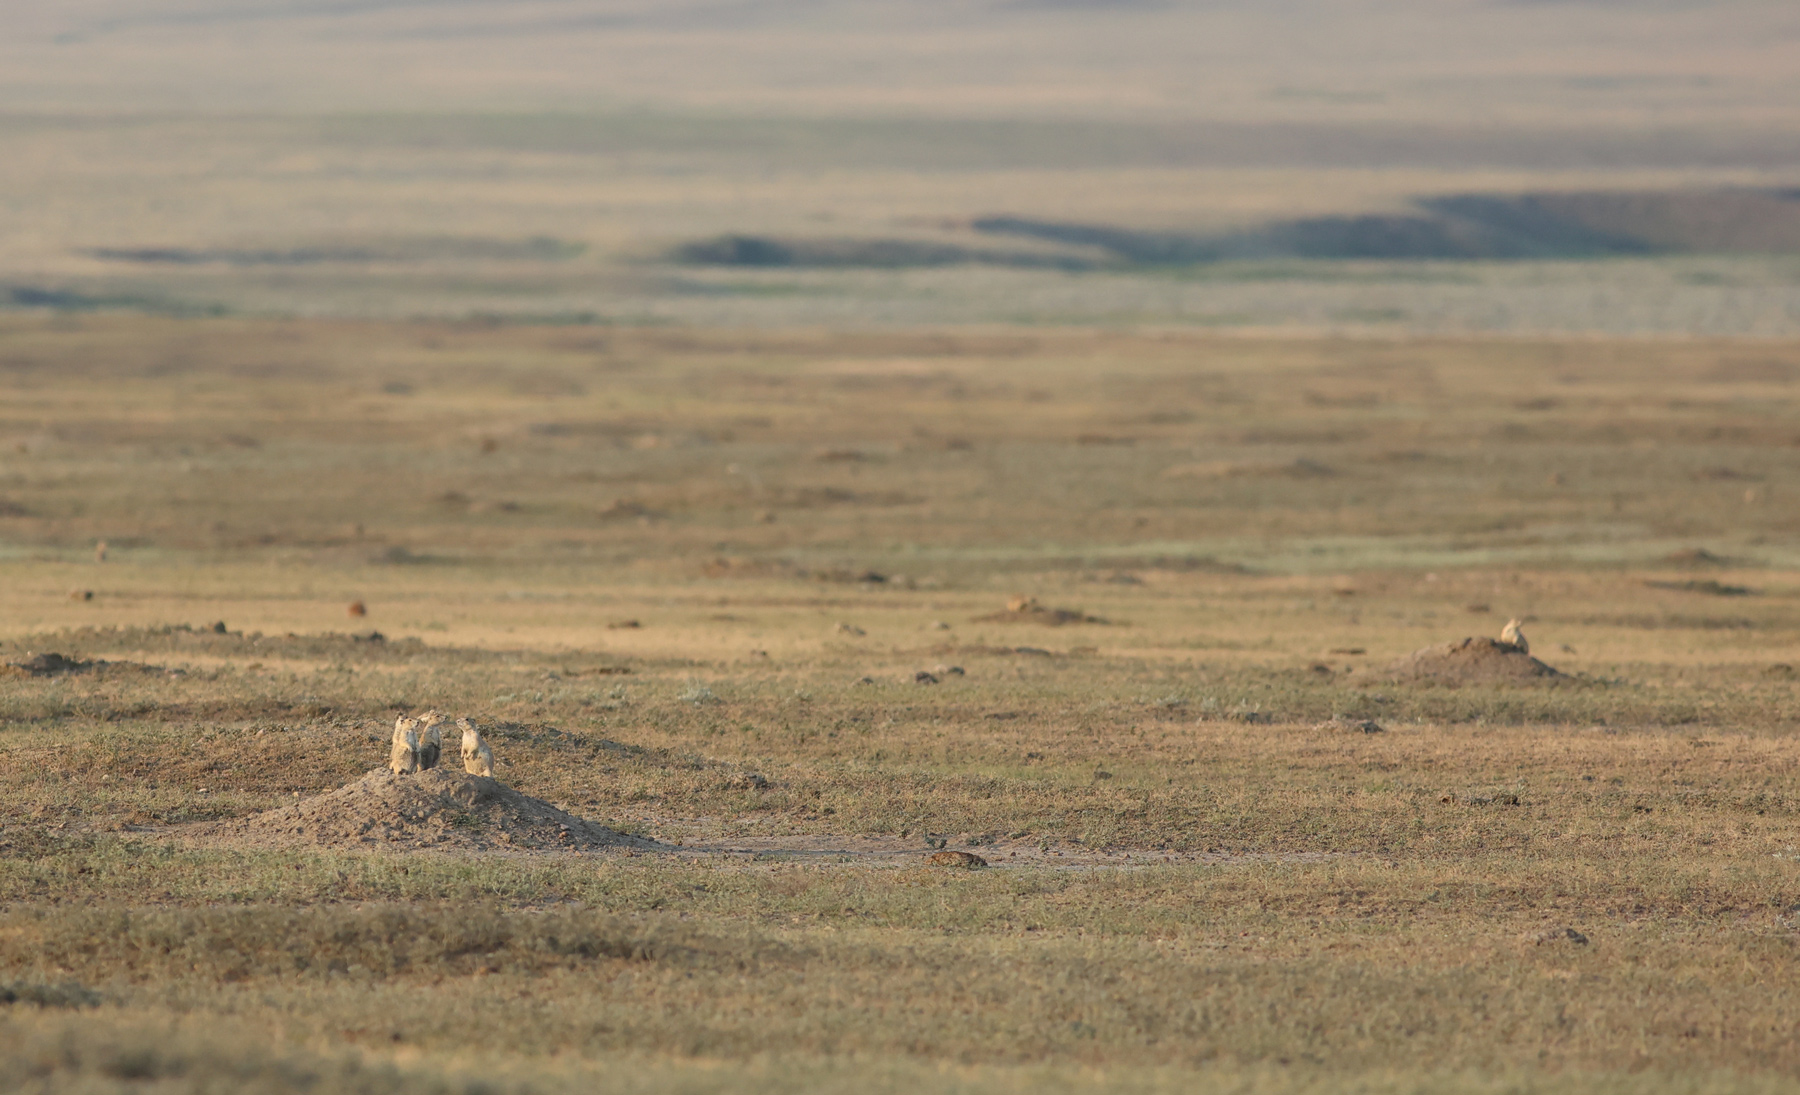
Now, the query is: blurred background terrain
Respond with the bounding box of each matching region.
[3,0,1798,331]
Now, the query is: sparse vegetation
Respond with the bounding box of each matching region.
[4,318,1800,1091]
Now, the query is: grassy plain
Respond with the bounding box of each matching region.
[3,317,1800,1091]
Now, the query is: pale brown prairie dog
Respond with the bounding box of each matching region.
[1500,618,1528,653]
[415,711,444,770]
[459,718,494,777]
[389,716,420,775]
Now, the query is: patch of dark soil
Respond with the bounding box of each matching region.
[1662,548,1734,567]
[2,626,630,673]
[1373,637,1565,685]
[1318,717,1385,733]
[2,652,167,678]
[974,596,1107,626]
[184,769,660,853]
[1644,579,1753,596]
[930,644,1065,658]
[0,981,102,1009]
[4,652,94,677]
[1578,613,1757,631]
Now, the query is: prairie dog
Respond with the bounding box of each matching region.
[1500,618,1528,653]
[389,716,420,775]
[459,718,494,777]
[415,710,444,770]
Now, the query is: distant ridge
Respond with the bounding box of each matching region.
[678,188,1800,269]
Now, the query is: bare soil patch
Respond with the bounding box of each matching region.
[183,769,659,853]
[974,596,1107,626]
[1,652,167,678]
[1373,637,1564,685]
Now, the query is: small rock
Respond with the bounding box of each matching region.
[933,664,966,676]
[914,670,939,684]
[607,619,642,630]
[853,676,875,686]
[927,850,988,869]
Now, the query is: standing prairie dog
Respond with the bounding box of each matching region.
[1500,618,1528,653]
[459,718,494,777]
[389,716,420,774]
[415,711,444,770]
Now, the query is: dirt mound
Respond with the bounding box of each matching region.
[186,768,659,853]
[1375,637,1564,684]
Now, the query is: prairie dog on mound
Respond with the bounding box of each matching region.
[415,710,444,770]
[1500,618,1528,653]
[389,716,420,774]
[459,717,494,777]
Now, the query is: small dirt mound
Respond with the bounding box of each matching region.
[187,768,659,853]
[1375,637,1564,685]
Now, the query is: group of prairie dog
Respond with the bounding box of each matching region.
[389,711,494,777]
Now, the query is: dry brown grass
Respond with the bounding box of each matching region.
[5,317,1800,1091]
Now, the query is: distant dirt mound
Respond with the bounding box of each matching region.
[188,768,659,853]
[1375,637,1564,684]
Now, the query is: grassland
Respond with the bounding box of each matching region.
[3,316,1800,1091]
